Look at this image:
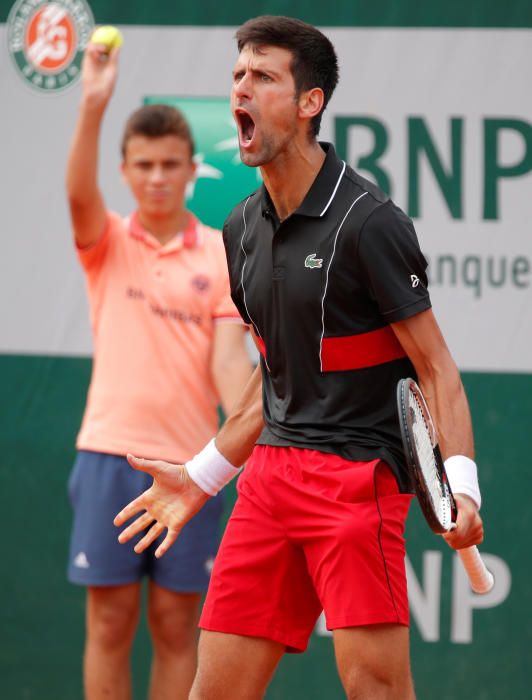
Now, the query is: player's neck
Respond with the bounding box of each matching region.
[137,209,190,246]
[261,140,325,222]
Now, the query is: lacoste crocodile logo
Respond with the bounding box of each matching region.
[305,253,323,269]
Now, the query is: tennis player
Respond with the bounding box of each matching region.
[66,38,252,699]
[115,16,484,699]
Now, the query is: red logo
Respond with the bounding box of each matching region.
[25,4,76,73]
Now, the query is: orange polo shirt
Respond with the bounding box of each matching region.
[76,211,242,463]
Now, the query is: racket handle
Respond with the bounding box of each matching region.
[457,546,494,594]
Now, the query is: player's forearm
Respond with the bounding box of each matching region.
[65,98,105,206]
[215,364,264,467]
[391,310,475,462]
[418,356,475,461]
[212,343,253,417]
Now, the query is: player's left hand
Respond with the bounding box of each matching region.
[442,494,484,550]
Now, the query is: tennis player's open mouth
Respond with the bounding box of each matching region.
[235,109,256,148]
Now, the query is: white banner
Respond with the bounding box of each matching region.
[1,26,531,371]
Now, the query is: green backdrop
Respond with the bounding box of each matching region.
[1,356,528,698]
[2,0,532,27]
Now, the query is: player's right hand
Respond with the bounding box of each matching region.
[80,41,120,108]
[113,455,210,558]
[442,493,484,550]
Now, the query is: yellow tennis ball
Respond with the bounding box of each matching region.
[91,25,124,51]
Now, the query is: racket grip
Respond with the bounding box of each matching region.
[458,546,494,594]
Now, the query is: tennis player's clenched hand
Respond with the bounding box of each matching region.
[442,493,484,550]
[113,455,210,558]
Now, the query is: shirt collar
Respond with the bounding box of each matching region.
[260,142,346,220]
[128,211,199,251]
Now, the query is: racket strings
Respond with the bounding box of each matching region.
[409,393,450,527]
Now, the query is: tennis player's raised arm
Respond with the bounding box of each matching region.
[114,363,264,558]
[391,308,484,550]
[65,42,120,248]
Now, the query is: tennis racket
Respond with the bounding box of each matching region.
[396,377,494,594]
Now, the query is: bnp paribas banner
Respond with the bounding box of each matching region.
[0,5,530,700]
[1,22,531,373]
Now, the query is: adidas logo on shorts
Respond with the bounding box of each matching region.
[74,552,90,569]
[204,557,215,575]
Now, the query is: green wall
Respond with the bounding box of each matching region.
[2,0,532,27]
[0,355,528,698]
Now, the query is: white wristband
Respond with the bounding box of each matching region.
[444,455,481,510]
[185,439,241,496]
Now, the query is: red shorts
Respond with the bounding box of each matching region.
[200,445,412,652]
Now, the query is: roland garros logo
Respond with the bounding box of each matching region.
[7,0,94,93]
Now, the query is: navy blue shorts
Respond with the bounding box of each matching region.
[67,450,224,592]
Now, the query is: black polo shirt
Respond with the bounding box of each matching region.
[222,143,431,490]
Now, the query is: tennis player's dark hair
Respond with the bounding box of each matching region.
[236,16,339,137]
[121,104,195,158]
